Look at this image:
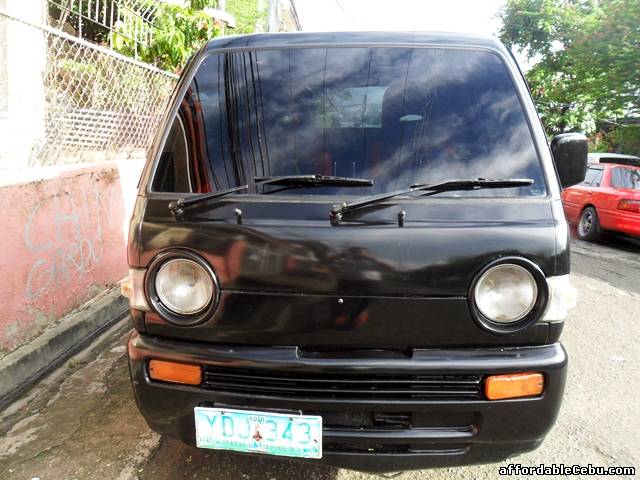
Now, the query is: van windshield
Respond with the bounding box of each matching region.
[181,47,546,197]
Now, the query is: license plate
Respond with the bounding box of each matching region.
[194,407,322,459]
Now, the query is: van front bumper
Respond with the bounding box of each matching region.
[128,332,567,473]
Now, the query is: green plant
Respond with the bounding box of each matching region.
[226,0,267,34]
[111,0,266,72]
[592,125,640,154]
[112,3,222,73]
[111,1,264,72]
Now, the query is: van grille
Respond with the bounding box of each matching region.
[201,367,482,400]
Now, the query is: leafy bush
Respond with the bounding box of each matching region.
[111,0,264,73]
[112,3,222,73]
[499,0,640,152]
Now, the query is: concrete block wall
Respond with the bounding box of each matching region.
[0,1,170,365]
[0,159,144,356]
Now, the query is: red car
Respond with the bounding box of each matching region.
[562,158,640,241]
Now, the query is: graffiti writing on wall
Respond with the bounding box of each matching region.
[24,184,117,301]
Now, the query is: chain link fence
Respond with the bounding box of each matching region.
[0,9,177,167]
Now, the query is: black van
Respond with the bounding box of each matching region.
[124,32,587,473]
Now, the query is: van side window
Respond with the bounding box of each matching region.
[152,115,191,192]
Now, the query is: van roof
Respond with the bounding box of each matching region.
[204,31,506,52]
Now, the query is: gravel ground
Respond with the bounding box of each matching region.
[1,236,638,480]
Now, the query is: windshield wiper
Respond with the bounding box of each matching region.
[254,174,373,188]
[329,178,534,223]
[169,175,373,216]
[168,184,249,216]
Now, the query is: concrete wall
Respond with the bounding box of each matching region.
[0,2,168,359]
[0,159,144,355]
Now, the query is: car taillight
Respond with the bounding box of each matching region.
[618,199,640,213]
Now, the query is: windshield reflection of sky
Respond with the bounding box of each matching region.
[191,47,546,197]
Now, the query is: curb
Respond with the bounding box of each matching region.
[0,288,129,410]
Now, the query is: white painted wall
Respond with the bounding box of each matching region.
[0,0,46,169]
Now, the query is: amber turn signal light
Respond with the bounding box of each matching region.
[484,372,544,400]
[148,359,202,386]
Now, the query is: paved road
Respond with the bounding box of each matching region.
[1,236,639,480]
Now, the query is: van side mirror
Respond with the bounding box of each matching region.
[550,133,588,188]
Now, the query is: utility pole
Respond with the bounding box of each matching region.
[267,0,278,32]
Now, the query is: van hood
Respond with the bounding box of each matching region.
[136,196,564,298]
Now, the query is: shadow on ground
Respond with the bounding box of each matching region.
[144,438,339,480]
[569,228,640,295]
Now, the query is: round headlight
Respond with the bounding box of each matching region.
[155,258,214,315]
[474,263,538,323]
